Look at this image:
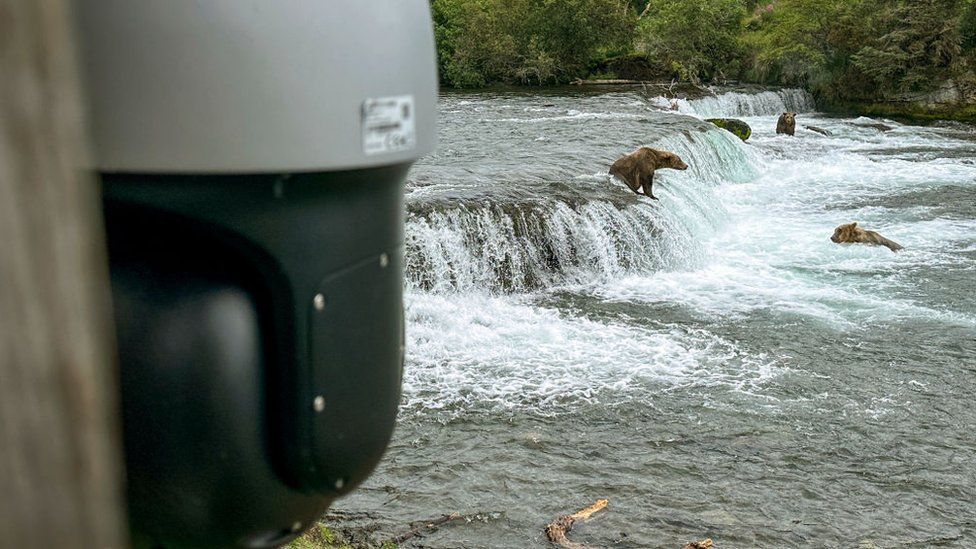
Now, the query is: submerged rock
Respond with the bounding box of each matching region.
[705,118,752,141]
[805,125,832,136]
[854,120,894,132]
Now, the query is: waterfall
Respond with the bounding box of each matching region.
[405,126,758,293]
[649,88,817,118]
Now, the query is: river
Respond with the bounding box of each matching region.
[336,88,976,548]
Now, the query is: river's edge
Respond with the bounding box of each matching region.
[820,99,976,124]
[441,80,976,124]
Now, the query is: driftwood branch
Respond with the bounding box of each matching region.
[544,499,714,549]
[388,512,463,545]
[571,78,645,86]
[640,1,653,18]
[544,499,609,549]
[665,78,679,98]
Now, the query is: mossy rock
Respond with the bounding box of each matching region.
[705,118,752,141]
[287,524,397,549]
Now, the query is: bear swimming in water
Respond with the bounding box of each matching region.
[777,112,797,136]
[609,147,689,200]
[831,222,903,252]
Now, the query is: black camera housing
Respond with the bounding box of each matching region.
[103,164,408,547]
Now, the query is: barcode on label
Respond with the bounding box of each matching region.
[362,95,416,155]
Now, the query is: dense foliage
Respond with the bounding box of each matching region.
[744,0,976,101]
[433,0,976,104]
[432,0,635,87]
[635,0,746,84]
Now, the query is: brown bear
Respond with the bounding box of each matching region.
[608,147,689,200]
[776,112,797,136]
[830,222,903,252]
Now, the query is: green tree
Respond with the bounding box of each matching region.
[962,0,976,52]
[432,0,976,107]
[852,0,964,95]
[635,0,747,84]
[742,0,870,86]
[432,0,637,87]
[741,0,893,100]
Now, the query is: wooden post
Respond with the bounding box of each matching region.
[0,0,127,547]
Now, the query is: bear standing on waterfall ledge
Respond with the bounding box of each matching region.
[609,147,689,200]
[831,222,904,252]
[777,112,797,135]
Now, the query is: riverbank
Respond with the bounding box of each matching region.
[451,78,976,124]
[821,100,976,124]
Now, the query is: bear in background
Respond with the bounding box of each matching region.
[609,147,689,200]
[777,112,797,135]
[831,222,904,252]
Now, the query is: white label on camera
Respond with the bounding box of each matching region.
[362,95,416,155]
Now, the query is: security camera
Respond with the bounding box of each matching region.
[77,1,437,546]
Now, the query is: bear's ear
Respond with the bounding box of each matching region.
[850,222,858,228]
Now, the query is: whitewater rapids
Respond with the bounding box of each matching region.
[338,87,976,548]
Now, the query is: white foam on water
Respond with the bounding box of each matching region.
[599,251,974,328]
[596,112,976,328]
[400,92,976,414]
[649,88,816,118]
[406,199,704,293]
[401,293,780,417]
[405,127,756,293]
[481,111,643,124]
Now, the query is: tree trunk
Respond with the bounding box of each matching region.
[640,1,654,18]
[0,0,127,547]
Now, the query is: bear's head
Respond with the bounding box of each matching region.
[831,222,859,243]
[660,151,689,171]
[781,112,797,125]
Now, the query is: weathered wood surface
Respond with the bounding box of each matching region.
[544,500,715,549]
[545,499,609,549]
[571,78,645,86]
[0,0,127,547]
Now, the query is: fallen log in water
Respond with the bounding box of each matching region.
[388,512,463,545]
[571,79,644,85]
[544,499,609,549]
[544,499,715,549]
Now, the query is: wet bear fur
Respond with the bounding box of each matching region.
[609,147,689,200]
[831,222,903,252]
[777,112,797,135]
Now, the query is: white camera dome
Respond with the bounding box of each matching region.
[77,0,438,173]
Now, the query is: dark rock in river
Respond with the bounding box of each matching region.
[805,125,831,136]
[706,118,752,141]
[855,121,894,132]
